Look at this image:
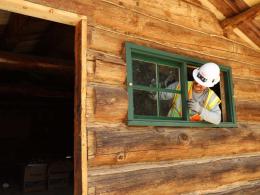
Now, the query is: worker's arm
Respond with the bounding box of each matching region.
[200,104,221,125]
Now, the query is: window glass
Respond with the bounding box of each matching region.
[133,60,156,87]
[159,65,180,89]
[133,89,157,116]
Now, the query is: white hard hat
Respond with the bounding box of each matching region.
[192,62,220,87]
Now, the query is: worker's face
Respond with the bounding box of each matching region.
[193,81,207,93]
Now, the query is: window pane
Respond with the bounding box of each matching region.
[133,60,156,87]
[159,93,182,117]
[133,89,157,116]
[159,65,180,89]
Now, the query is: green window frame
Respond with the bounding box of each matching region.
[126,42,237,127]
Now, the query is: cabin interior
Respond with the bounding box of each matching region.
[0,10,74,195]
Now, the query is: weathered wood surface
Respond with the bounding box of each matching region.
[234,79,260,101]
[88,26,260,69]
[30,0,260,58]
[86,54,260,86]
[221,3,260,29]
[87,59,126,85]
[88,155,260,194]
[100,0,223,35]
[74,19,88,195]
[188,180,260,195]
[88,123,260,166]
[236,101,260,122]
[89,85,128,123]
[86,84,260,123]
[30,0,222,35]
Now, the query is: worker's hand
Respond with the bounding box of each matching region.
[188,100,203,114]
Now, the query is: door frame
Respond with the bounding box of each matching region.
[0,1,88,195]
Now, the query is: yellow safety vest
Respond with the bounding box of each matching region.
[168,81,221,121]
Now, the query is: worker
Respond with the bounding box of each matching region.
[154,62,221,125]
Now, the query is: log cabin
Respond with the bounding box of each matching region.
[0,0,259,195]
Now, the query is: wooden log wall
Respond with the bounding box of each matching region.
[30,0,260,194]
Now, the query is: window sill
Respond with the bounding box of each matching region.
[128,120,237,128]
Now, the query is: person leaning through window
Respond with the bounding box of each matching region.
[153,63,221,125]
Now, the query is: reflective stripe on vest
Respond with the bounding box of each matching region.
[168,81,221,120]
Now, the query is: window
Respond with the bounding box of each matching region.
[126,43,236,127]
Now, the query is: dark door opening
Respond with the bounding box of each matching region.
[0,10,75,195]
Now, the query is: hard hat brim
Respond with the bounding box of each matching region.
[192,68,215,87]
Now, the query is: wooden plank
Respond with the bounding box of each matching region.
[233,27,259,50]
[191,180,260,194]
[236,100,260,122]
[88,123,260,166]
[100,0,223,35]
[74,18,88,195]
[0,0,85,26]
[87,77,259,122]
[0,10,10,25]
[220,72,227,122]
[238,22,260,46]
[0,51,73,75]
[88,26,260,68]
[86,56,260,87]
[92,85,128,123]
[234,79,260,101]
[198,0,226,20]
[30,0,260,56]
[221,3,260,29]
[90,60,126,85]
[202,0,260,49]
[244,0,260,7]
[88,155,260,194]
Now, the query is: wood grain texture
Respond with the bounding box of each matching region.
[221,3,260,29]
[29,0,222,35]
[88,155,260,194]
[88,59,126,85]
[186,180,260,194]
[236,101,260,122]
[30,0,260,57]
[90,85,128,123]
[100,0,223,35]
[74,19,88,195]
[86,84,259,123]
[88,26,260,67]
[88,123,260,166]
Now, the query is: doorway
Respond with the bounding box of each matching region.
[0,1,87,195]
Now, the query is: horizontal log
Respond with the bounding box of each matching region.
[187,180,260,195]
[91,85,128,122]
[88,123,260,166]
[30,0,260,58]
[84,0,259,57]
[88,26,260,68]
[234,79,260,101]
[0,51,73,75]
[88,60,126,85]
[236,101,260,122]
[88,155,260,194]
[100,0,223,35]
[87,84,260,123]
[86,57,260,88]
